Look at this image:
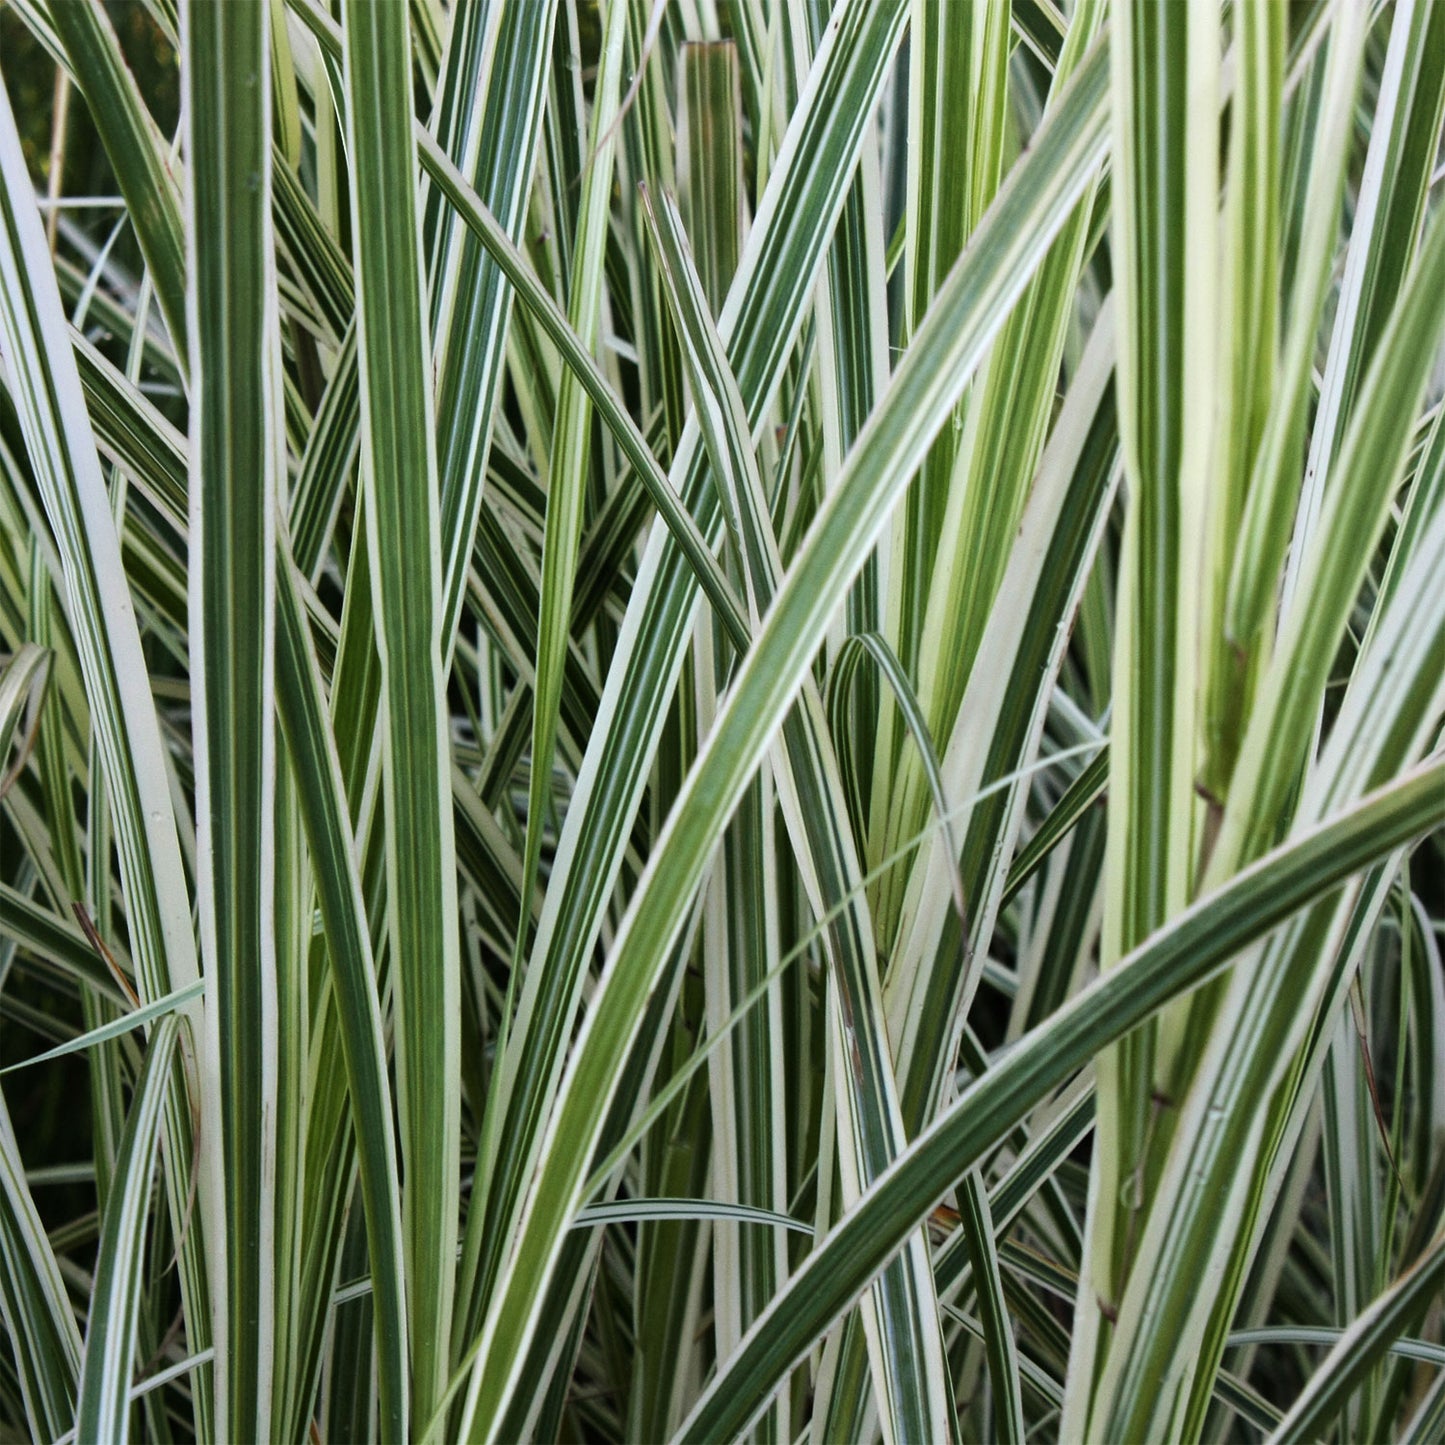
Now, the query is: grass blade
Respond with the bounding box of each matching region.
[517,0,628,993]
[274,555,408,1439]
[183,1,279,1435]
[342,0,461,1418]
[1,979,203,1074]
[74,1016,180,1445]
[47,0,188,359]
[1081,8,1217,1412]
[451,7,913,1422]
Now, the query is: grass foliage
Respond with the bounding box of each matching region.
[0,0,1443,1440]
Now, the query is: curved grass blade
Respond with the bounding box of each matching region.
[0,643,50,795]
[572,1200,814,1234]
[675,759,1445,1441]
[1228,1326,1445,1367]
[828,632,965,923]
[1000,749,1109,911]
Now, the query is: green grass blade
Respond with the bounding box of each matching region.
[1225,2,1368,646]
[341,0,461,1418]
[46,0,189,361]
[886,0,1002,713]
[74,1016,180,1445]
[572,1199,812,1234]
[287,323,359,581]
[1199,0,1282,801]
[677,42,743,314]
[1000,749,1109,911]
[956,1171,1026,1444]
[184,1,279,1435]
[71,334,188,525]
[1,979,202,1074]
[1084,6,1217,1398]
[517,0,628,992]
[807,0,889,875]
[827,632,965,922]
[0,642,49,783]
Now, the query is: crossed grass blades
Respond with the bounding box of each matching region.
[0,1,1443,1441]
